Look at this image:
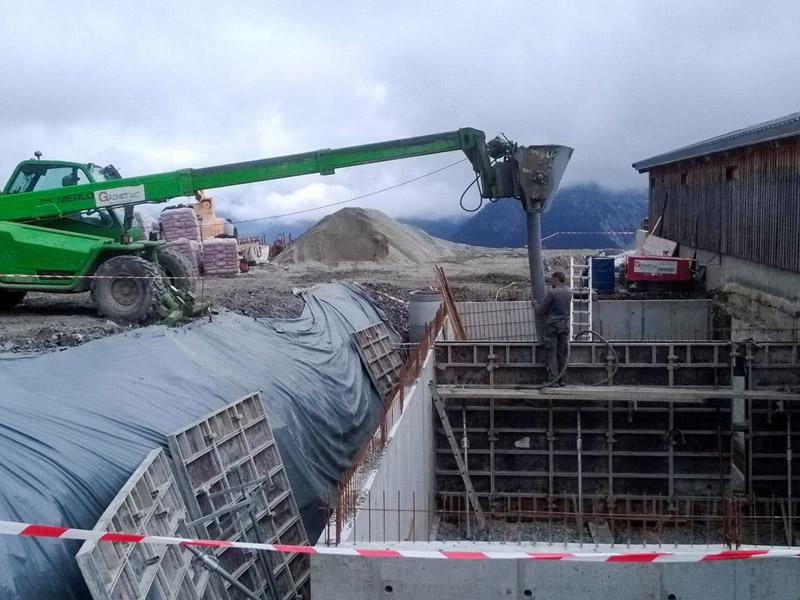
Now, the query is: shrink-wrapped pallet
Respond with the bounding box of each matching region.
[164,238,203,273]
[160,207,201,242]
[202,238,240,277]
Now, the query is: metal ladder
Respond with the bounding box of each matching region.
[570,256,592,340]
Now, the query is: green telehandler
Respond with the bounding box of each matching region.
[0,129,572,324]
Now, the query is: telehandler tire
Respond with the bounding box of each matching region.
[156,247,198,292]
[0,290,27,311]
[91,256,165,323]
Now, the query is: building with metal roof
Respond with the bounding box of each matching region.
[632,111,800,332]
[633,111,800,172]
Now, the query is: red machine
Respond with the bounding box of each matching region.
[626,255,693,283]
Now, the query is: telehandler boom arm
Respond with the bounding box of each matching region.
[0,128,495,223]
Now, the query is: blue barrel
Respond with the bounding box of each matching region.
[591,257,615,292]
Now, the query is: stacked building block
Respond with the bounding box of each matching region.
[160,207,201,242]
[202,238,240,277]
[165,238,203,273]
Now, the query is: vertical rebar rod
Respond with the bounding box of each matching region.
[398,490,401,542]
[577,409,583,545]
[787,406,793,546]
[248,504,279,600]
[462,401,471,539]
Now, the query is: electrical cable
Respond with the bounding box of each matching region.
[230,158,467,225]
[458,173,483,213]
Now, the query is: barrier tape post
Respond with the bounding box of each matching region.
[2,520,800,562]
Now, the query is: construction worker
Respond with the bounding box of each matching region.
[535,271,572,386]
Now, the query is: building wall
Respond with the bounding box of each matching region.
[313,548,800,600]
[455,300,715,341]
[648,137,800,272]
[320,350,437,544]
[677,243,800,331]
[594,299,713,340]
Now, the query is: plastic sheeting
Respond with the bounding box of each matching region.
[0,283,388,600]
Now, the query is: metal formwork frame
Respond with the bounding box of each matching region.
[76,449,203,600]
[353,322,403,397]
[434,340,800,388]
[168,393,310,600]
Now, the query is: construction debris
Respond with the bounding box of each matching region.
[434,265,466,340]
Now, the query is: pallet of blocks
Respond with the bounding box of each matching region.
[160,207,201,242]
[202,237,240,277]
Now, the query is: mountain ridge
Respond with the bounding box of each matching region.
[227,183,647,250]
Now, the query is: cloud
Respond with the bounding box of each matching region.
[1,0,798,224]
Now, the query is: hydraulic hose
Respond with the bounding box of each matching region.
[520,328,619,391]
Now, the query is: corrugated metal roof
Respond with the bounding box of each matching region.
[632,110,800,172]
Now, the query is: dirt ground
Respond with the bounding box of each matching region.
[0,249,589,353]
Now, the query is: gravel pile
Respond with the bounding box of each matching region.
[275,207,471,265]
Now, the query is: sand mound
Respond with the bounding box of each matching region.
[275,207,468,265]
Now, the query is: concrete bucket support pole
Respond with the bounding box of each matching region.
[526,206,547,342]
[514,144,574,343]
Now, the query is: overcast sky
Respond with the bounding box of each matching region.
[1,1,798,223]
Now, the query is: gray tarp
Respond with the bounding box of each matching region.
[0,283,386,600]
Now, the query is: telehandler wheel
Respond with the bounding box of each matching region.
[0,290,27,311]
[156,247,198,292]
[91,256,165,323]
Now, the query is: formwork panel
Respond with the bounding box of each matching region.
[76,449,202,600]
[353,322,403,397]
[168,393,310,600]
[434,341,765,388]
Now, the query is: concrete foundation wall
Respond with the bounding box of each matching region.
[313,544,800,599]
[679,244,800,331]
[326,351,437,544]
[456,301,536,341]
[594,299,713,340]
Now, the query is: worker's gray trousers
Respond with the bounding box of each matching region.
[544,320,569,384]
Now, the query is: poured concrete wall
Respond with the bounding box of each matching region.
[313,546,800,600]
[321,350,437,544]
[456,301,536,341]
[679,243,800,331]
[594,299,713,340]
[454,299,714,342]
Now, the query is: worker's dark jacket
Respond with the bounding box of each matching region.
[539,286,572,327]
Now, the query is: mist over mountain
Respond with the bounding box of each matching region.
[448,184,647,249]
[227,184,647,250]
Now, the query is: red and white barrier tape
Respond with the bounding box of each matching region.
[0,273,197,280]
[2,520,799,562]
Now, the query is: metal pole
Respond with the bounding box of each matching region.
[526,206,546,342]
[787,407,793,546]
[462,401,471,539]
[249,504,279,600]
[577,409,583,544]
[186,545,262,600]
